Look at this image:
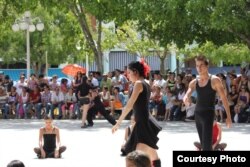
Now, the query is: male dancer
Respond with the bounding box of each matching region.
[183,55,232,150]
[86,87,116,127]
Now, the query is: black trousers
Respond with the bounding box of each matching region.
[87,101,116,126]
[195,109,214,151]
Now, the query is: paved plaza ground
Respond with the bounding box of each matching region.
[0,120,250,167]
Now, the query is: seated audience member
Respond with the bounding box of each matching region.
[34,115,66,158]
[234,85,249,123]
[5,86,19,118]
[100,73,112,91]
[28,74,38,91]
[16,86,30,119]
[215,96,225,122]
[170,83,186,121]
[37,74,49,90]
[15,75,27,95]
[126,150,151,167]
[181,96,196,121]
[237,74,250,93]
[28,85,41,119]
[3,75,13,93]
[100,86,111,108]
[149,85,163,118]
[110,87,126,116]
[62,87,78,119]
[37,85,52,119]
[163,87,175,121]
[227,85,238,121]
[49,75,59,91]
[0,86,8,118]
[51,87,64,119]
[7,160,25,167]
[60,78,68,95]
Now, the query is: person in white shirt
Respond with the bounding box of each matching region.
[112,69,128,92]
[163,87,175,121]
[153,73,166,89]
[89,73,99,87]
[15,75,27,95]
[51,87,64,119]
[16,86,29,119]
[170,83,186,121]
[181,96,196,120]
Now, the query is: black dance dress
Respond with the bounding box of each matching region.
[123,80,162,154]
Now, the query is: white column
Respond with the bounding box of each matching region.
[170,51,177,72]
[103,51,110,73]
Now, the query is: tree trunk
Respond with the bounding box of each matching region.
[32,54,45,77]
[32,62,39,77]
[159,57,165,75]
[176,59,180,74]
[96,18,103,73]
[70,2,102,72]
[156,49,167,76]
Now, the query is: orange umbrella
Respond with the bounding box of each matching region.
[62,64,86,77]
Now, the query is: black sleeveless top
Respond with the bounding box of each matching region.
[43,128,56,153]
[133,80,151,122]
[195,76,216,111]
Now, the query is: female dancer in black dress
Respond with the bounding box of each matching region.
[77,76,93,128]
[34,115,66,158]
[112,61,162,167]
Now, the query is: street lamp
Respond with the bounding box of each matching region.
[12,11,44,79]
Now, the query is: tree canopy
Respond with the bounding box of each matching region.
[1,0,250,74]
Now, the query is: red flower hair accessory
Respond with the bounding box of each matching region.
[140,58,150,77]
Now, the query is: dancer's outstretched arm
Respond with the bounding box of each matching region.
[183,79,196,106]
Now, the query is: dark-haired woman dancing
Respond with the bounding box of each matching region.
[112,61,162,167]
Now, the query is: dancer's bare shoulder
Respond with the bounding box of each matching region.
[211,75,223,89]
[188,79,197,90]
[133,80,143,93]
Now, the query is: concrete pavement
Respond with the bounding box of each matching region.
[0,120,249,167]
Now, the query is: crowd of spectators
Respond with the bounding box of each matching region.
[0,65,250,123]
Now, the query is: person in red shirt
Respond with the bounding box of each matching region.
[29,85,41,119]
[194,120,227,151]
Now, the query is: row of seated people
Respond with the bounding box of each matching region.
[215,85,250,123]
[148,83,250,123]
[148,84,195,121]
[0,84,128,120]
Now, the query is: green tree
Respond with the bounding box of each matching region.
[182,41,250,65]
[0,1,87,75]
[39,0,133,73]
[127,0,250,65]
[116,21,174,75]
